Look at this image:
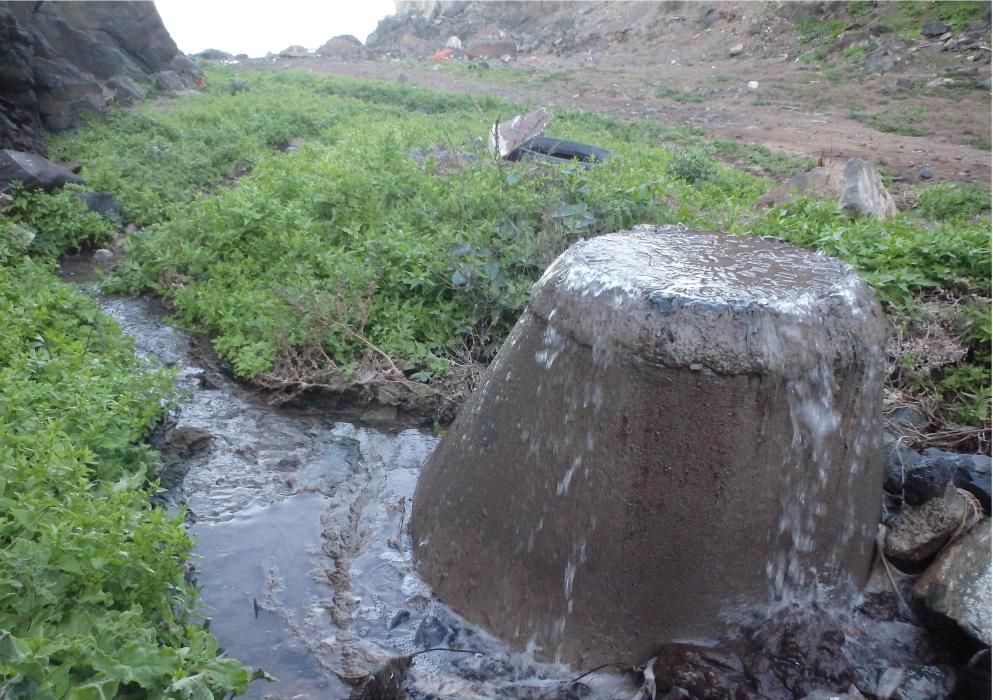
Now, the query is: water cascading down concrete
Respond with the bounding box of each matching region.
[410,226,889,667]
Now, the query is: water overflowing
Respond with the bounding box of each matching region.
[411,227,890,667]
[69,276,637,699]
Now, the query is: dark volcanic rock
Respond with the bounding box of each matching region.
[921,448,992,513]
[0,148,82,192]
[903,459,954,506]
[921,21,950,38]
[0,1,198,154]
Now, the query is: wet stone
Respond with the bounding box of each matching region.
[159,425,212,458]
[389,609,411,630]
[884,483,970,563]
[852,664,957,700]
[413,615,454,648]
[913,518,992,648]
[882,436,922,494]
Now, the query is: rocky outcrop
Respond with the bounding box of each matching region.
[0,1,198,155]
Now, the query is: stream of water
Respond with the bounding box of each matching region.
[71,279,635,700]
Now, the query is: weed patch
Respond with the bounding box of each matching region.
[0,251,251,696]
[45,66,991,441]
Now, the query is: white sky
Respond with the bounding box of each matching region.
[156,0,396,57]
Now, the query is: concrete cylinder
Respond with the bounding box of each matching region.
[411,226,888,667]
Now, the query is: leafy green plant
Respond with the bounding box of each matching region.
[916,181,991,221]
[0,256,251,697]
[2,186,114,257]
[48,65,990,438]
[668,148,718,183]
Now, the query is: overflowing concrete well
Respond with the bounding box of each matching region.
[410,226,889,667]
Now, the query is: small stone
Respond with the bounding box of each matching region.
[389,609,412,630]
[747,80,759,89]
[445,36,462,49]
[903,459,953,506]
[884,483,970,563]
[359,404,398,424]
[92,248,114,264]
[801,688,866,700]
[885,406,929,432]
[882,437,921,495]
[918,166,935,180]
[913,518,991,647]
[729,43,744,56]
[282,138,307,153]
[922,448,992,513]
[160,425,213,458]
[854,665,957,700]
[413,615,452,648]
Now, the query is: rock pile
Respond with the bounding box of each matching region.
[0,1,199,155]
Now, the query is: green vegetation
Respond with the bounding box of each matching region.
[848,109,931,137]
[917,181,992,221]
[44,66,993,433]
[3,187,114,257]
[654,84,708,103]
[0,244,251,695]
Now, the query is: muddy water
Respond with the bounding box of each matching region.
[73,282,633,700]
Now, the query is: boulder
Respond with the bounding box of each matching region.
[913,518,991,647]
[0,2,191,153]
[921,21,950,38]
[105,74,146,104]
[154,70,185,92]
[466,39,518,59]
[196,48,234,60]
[316,36,365,58]
[0,148,83,191]
[278,45,310,58]
[755,159,897,219]
[884,483,972,563]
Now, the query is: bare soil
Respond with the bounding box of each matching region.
[246,5,991,193]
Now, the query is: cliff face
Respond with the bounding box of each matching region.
[368,1,719,57]
[0,1,198,154]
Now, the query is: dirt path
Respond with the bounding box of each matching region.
[252,48,990,189]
